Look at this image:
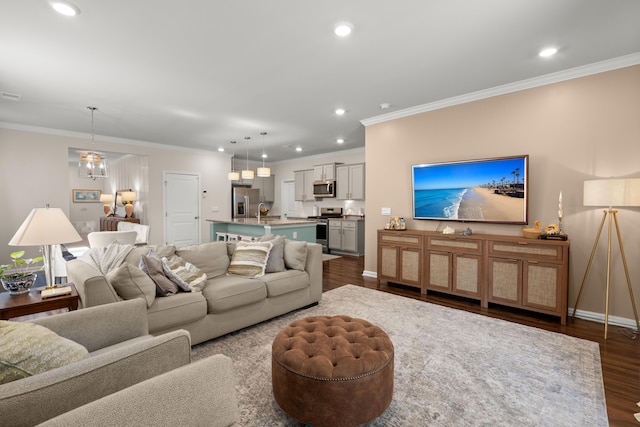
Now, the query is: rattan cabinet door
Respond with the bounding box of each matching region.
[522,261,562,312]
[487,257,522,305]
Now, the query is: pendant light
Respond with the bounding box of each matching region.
[78,106,109,180]
[227,141,239,181]
[257,131,271,177]
[241,136,254,180]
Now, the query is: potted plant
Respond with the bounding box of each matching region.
[0,250,44,295]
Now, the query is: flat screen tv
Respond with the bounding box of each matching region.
[412,155,528,224]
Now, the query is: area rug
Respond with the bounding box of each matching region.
[321,253,341,261]
[191,285,608,426]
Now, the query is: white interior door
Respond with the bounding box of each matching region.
[164,172,200,245]
[281,180,297,218]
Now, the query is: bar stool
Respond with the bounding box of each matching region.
[226,234,240,241]
[215,232,228,241]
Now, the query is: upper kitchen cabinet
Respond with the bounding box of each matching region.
[313,163,337,182]
[336,163,365,200]
[252,175,275,202]
[294,169,315,201]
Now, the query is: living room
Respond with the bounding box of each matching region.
[2,1,640,425]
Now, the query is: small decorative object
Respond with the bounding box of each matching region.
[0,251,43,295]
[398,217,406,230]
[442,226,455,234]
[260,207,269,216]
[522,220,542,239]
[460,227,473,236]
[558,191,563,234]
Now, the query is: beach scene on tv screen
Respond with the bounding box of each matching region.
[413,157,526,222]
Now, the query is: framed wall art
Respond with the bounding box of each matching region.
[72,189,101,203]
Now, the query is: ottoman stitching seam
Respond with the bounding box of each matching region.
[273,352,394,382]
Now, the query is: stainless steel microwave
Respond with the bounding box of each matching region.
[313,181,336,198]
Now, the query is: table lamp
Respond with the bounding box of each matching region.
[8,205,82,289]
[100,193,113,216]
[572,177,640,338]
[121,191,137,218]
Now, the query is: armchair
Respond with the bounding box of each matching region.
[0,299,191,426]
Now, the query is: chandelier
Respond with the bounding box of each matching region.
[78,106,108,179]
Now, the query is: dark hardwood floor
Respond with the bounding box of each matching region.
[323,255,640,427]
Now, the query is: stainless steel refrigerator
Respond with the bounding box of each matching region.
[232,186,260,219]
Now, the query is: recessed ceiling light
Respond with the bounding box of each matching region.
[379,103,391,110]
[218,147,224,152]
[262,153,268,159]
[296,147,302,152]
[337,138,344,144]
[334,108,346,116]
[539,47,558,58]
[334,22,353,37]
[49,1,81,16]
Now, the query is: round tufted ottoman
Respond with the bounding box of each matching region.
[272,315,394,427]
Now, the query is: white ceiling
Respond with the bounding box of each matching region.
[1,1,639,162]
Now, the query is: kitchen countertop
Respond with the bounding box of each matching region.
[207,218,317,226]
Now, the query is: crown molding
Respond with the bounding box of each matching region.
[361,53,640,127]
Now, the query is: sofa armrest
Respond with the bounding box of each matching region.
[305,242,323,303]
[66,258,120,307]
[38,354,241,427]
[0,329,191,427]
[31,299,149,352]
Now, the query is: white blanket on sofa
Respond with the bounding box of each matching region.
[79,243,135,275]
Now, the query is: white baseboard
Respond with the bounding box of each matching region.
[360,270,638,330]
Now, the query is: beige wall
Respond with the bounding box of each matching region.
[0,127,232,261]
[364,65,640,323]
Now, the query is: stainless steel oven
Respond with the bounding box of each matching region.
[308,208,342,253]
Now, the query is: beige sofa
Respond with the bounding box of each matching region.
[66,240,323,345]
[0,299,240,427]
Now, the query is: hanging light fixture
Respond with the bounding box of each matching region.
[227,141,239,181]
[241,136,254,180]
[257,131,271,177]
[78,106,108,180]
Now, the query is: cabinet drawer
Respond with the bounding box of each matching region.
[427,236,483,255]
[488,240,564,262]
[341,221,357,229]
[379,232,422,247]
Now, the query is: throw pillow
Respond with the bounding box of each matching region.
[106,263,156,307]
[227,241,273,278]
[0,321,88,384]
[284,239,308,271]
[162,255,208,292]
[259,234,286,273]
[139,252,179,296]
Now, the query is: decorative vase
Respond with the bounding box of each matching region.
[1,274,37,295]
[124,203,134,218]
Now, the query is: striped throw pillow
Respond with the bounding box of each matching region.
[227,241,273,278]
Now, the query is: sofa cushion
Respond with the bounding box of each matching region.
[284,239,308,271]
[106,263,156,307]
[261,269,310,298]
[0,321,88,384]
[162,255,207,292]
[228,241,273,278]
[259,235,286,273]
[201,276,267,313]
[176,242,230,279]
[139,252,179,296]
[147,293,207,333]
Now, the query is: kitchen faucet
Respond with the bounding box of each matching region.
[258,202,266,222]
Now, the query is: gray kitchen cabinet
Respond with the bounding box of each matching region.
[328,219,364,255]
[313,163,336,182]
[252,175,275,202]
[294,169,315,201]
[336,163,365,200]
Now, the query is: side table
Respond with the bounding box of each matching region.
[0,283,79,320]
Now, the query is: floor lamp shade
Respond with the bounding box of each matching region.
[583,178,640,207]
[9,206,82,287]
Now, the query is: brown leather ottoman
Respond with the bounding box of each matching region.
[272,315,394,427]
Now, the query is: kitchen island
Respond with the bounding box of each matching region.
[207,218,317,242]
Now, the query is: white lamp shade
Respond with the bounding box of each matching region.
[227,171,240,181]
[584,178,640,207]
[241,169,254,180]
[257,167,271,177]
[121,191,137,202]
[100,193,113,203]
[9,207,82,246]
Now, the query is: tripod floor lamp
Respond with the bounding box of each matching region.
[572,178,640,339]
